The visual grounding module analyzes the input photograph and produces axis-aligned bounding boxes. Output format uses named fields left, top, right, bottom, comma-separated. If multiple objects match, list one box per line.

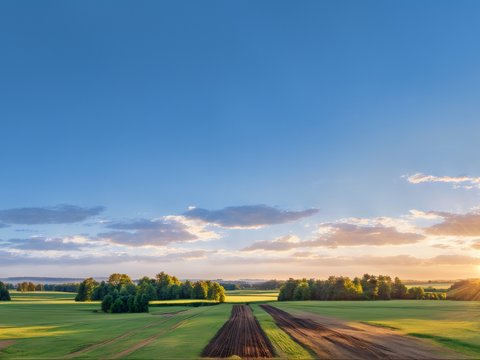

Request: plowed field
left=261, top=304, right=466, bottom=360
left=202, top=305, right=274, bottom=358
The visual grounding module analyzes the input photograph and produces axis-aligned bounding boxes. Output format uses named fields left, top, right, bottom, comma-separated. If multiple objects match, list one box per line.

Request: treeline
left=15, top=282, right=79, bottom=292
left=0, top=282, right=11, bottom=301
left=220, top=279, right=284, bottom=291
left=75, top=272, right=226, bottom=313
left=279, top=274, right=446, bottom=301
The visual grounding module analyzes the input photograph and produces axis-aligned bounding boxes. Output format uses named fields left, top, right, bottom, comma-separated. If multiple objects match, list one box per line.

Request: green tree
left=207, top=282, right=226, bottom=302
left=192, top=281, right=208, bottom=299
left=101, top=294, right=113, bottom=312
left=108, top=273, right=133, bottom=288
left=407, top=286, right=425, bottom=299
left=111, top=298, right=124, bottom=313
left=392, top=277, right=408, bottom=299
left=75, top=278, right=98, bottom=302
left=0, top=282, right=11, bottom=301
left=293, top=281, right=311, bottom=300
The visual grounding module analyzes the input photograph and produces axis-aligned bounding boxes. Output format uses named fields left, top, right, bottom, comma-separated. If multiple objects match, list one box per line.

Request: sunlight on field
left=0, top=326, right=75, bottom=339
left=405, top=283, right=453, bottom=290
left=274, top=300, right=480, bottom=357
left=226, top=290, right=278, bottom=303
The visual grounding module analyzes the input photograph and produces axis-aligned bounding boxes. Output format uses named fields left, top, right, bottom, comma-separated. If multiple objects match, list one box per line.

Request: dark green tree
left=0, top=282, right=11, bottom=301
left=101, top=294, right=113, bottom=312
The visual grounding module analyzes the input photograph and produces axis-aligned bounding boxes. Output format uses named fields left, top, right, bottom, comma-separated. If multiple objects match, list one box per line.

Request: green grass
left=274, top=300, right=480, bottom=357
left=405, top=282, right=453, bottom=289
left=0, top=292, right=232, bottom=359
left=251, top=304, right=312, bottom=359
left=3, top=290, right=479, bottom=359
left=225, top=289, right=279, bottom=303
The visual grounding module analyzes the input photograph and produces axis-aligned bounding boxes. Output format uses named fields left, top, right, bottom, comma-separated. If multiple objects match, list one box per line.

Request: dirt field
left=202, top=305, right=274, bottom=358
left=261, top=305, right=467, bottom=360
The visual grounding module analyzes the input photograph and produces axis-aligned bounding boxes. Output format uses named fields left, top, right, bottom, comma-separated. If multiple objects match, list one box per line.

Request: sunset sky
left=1, top=2, right=480, bottom=280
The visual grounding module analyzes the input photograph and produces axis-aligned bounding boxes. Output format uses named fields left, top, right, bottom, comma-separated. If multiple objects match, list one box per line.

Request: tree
left=0, top=282, right=11, bottom=301
left=75, top=278, right=97, bottom=302
left=407, top=286, right=425, bottom=299
left=111, top=298, right=124, bottom=313
left=392, top=277, right=408, bottom=299
left=192, top=281, right=208, bottom=299
left=180, top=281, right=193, bottom=299
left=293, top=281, right=311, bottom=300
left=207, top=282, right=226, bottom=302
left=92, top=281, right=108, bottom=301
left=278, top=278, right=301, bottom=301
left=101, top=294, right=113, bottom=312
left=108, top=273, right=133, bottom=288
left=377, top=276, right=393, bottom=300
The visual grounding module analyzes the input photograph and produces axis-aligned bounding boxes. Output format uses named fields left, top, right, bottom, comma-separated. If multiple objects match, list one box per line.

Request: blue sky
left=1, top=1, right=480, bottom=279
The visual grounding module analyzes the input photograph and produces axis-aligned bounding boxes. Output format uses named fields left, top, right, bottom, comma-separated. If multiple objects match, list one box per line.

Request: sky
left=1, top=1, right=480, bottom=280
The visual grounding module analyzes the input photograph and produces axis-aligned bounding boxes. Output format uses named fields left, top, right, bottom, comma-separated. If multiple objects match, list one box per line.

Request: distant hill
left=447, top=279, right=480, bottom=301
left=0, top=277, right=106, bottom=284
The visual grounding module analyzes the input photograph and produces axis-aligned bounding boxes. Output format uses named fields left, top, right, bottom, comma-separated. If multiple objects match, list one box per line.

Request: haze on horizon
left=1, top=1, right=480, bottom=281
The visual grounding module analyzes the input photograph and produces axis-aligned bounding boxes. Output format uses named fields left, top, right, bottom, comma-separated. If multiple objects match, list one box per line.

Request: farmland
left=1, top=290, right=479, bottom=359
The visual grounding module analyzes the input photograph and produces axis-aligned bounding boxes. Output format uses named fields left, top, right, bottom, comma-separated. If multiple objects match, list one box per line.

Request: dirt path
left=0, top=340, right=15, bottom=351
left=202, top=304, right=274, bottom=359
left=261, top=305, right=467, bottom=360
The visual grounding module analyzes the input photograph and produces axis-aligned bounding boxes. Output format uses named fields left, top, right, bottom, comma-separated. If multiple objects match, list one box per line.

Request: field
left=273, top=300, right=480, bottom=357
left=1, top=290, right=479, bottom=359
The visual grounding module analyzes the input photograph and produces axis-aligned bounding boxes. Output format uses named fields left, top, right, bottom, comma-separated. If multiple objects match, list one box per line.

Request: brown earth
left=261, top=305, right=468, bottom=360
left=202, top=304, right=274, bottom=359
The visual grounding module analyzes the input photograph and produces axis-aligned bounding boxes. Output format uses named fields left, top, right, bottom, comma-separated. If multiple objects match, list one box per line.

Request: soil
left=202, top=305, right=274, bottom=359
left=261, top=305, right=467, bottom=360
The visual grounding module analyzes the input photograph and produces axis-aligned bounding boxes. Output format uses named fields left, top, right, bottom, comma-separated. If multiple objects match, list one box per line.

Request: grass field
left=2, top=290, right=479, bottom=359
left=0, top=291, right=232, bottom=359
left=274, top=300, right=480, bottom=357
left=405, top=282, right=453, bottom=290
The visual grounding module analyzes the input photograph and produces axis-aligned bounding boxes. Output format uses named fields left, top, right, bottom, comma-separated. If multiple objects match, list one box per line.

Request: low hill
left=447, top=279, right=480, bottom=301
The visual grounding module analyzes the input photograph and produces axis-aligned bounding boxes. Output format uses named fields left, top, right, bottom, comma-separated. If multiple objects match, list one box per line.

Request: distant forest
left=75, top=272, right=226, bottom=313
left=278, top=274, right=446, bottom=301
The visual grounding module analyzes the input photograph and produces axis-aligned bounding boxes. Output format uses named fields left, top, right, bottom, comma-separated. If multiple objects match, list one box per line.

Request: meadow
left=1, top=290, right=479, bottom=359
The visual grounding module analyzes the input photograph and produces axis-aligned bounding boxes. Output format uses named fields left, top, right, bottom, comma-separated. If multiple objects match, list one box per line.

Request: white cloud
left=404, top=173, right=480, bottom=189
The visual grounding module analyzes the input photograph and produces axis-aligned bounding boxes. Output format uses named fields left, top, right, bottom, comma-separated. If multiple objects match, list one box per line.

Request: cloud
left=218, top=253, right=480, bottom=267
left=242, top=224, right=424, bottom=251
left=0, top=205, right=105, bottom=225
left=0, top=249, right=210, bottom=266
left=4, top=237, right=84, bottom=251
left=183, top=205, right=319, bottom=228
left=100, top=217, right=217, bottom=247
left=471, top=240, right=480, bottom=250
left=311, top=223, right=425, bottom=248
left=242, top=235, right=300, bottom=251
left=405, top=173, right=480, bottom=189
left=0, top=223, right=9, bottom=228
left=425, top=211, right=480, bottom=236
